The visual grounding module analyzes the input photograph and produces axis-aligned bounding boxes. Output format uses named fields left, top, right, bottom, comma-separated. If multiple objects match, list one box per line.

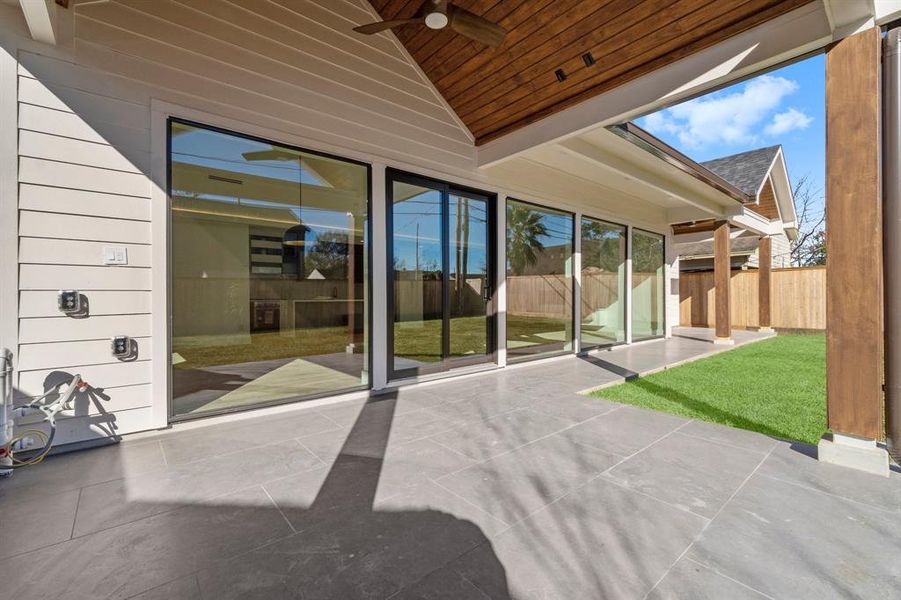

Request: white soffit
left=499, top=126, right=741, bottom=219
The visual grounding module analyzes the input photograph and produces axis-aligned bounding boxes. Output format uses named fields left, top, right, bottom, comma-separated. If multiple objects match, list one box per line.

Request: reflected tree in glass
left=505, top=199, right=573, bottom=362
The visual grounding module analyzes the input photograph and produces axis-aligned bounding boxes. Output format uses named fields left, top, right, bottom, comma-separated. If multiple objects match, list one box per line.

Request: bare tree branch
left=790, top=174, right=826, bottom=266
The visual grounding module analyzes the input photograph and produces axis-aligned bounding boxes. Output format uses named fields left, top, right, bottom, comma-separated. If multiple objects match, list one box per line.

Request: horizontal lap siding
left=16, top=64, right=155, bottom=442
left=8, top=0, right=472, bottom=444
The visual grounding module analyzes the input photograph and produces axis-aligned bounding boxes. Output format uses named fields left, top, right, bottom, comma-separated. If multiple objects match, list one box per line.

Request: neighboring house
left=674, top=146, right=798, bottom=273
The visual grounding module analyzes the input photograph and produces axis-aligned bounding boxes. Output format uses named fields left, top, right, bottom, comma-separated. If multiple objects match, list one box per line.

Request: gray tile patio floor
left=1, top=328, right=899, bottom=599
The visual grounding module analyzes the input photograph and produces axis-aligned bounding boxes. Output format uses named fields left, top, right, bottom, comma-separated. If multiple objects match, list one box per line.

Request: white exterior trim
left=371, top=162, right=388, bottom=390
left=0, top=44, right=17, bottom=359
left=149, top=101, right=168, bottom=430
left=18, top=0, right=56, bottom=46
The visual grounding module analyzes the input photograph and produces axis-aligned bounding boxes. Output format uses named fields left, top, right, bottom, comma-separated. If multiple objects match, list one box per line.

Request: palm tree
left=506, top=203, right=548, bottom=275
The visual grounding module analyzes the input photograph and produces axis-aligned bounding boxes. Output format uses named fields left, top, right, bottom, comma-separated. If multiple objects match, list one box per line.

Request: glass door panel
left=631, top=229, right=665, bottom=340
left=505, top=199, right=574, bottom=362
left=449, top=193, right=490, bottom=361
left=581, top=217, right=626, bottom=349
left=391, top=181, right=444, bottom=373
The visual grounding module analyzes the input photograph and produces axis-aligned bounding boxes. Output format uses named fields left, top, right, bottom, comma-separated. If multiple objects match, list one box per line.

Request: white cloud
left=764, top=108, right=813, bottom=136
left=639, top=75, right=812, bottom=148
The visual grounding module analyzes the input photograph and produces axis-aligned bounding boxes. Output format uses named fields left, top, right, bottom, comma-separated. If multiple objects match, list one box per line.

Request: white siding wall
left=1, top=0, right=477, bottom=444
left=14, top=49, right=154, bottom=443
left=772, top=232, right=792, bottom=268
left=0, top=0, right=675, bottom=444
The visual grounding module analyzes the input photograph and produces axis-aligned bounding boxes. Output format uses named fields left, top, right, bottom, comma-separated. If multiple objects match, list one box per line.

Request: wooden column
left=758, top=236, right=773, bottom=331
left=825, top=27, right=883, bottom=440
left=713, top=220, right=732, bottom=342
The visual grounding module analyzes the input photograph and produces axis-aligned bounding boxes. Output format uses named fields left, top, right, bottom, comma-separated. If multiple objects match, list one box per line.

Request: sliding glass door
left=505, top=199, right=574, bottom=362
left=388, top=171, right=495, bottom=378
left=631, top=229, right=665, bottom=340
left=581, top=217, right=626, bottom=348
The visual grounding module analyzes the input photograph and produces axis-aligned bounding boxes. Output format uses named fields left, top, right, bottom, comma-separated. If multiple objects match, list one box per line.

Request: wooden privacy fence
left=506, top=272, right=656, bottom=319
left=679, top=266, right=826, bottom=330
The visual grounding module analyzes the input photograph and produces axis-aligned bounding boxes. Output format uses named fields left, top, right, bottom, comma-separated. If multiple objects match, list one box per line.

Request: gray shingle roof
left=700, top=146, right=780, bottom=196
left=675, top=236, right=760, bottom=258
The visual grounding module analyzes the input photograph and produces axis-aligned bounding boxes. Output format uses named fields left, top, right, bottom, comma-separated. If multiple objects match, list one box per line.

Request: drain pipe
left=883, top=29, right=901, bottom=462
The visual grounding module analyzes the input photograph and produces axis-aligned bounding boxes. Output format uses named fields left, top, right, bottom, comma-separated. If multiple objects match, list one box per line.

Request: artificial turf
left=592, top=334, right=828, bottom=445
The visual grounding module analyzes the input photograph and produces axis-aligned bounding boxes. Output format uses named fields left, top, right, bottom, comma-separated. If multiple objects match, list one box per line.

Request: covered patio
left=2, top=329, right=898, bottom=600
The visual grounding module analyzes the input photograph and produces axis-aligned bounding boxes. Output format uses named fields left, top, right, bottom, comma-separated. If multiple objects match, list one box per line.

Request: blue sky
left=637, top=54, right=825, bottom=211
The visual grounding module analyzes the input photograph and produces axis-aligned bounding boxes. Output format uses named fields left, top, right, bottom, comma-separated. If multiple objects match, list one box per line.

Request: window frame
left=504, top=196, right=577, bottom=364
left=629, top=226, right=667, bottom=342
left=166, top=117, right=373, bottom=421
left=579, top=214, right=629, bottom=351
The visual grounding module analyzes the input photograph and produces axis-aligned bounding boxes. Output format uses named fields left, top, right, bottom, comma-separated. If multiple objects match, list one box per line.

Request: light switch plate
left=102, top=245, right=128, bottom=265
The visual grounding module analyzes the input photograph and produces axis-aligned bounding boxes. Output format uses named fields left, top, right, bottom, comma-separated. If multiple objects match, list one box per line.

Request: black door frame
left=386, top=168, right=497, bottom=380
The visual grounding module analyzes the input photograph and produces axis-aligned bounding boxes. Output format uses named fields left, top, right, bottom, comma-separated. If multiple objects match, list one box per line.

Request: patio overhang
left=472, top=0, right=901, bottom=168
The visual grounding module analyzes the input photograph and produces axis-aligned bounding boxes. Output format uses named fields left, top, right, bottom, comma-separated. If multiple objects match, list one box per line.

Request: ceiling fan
left=354, top=0, right=506, bottom=48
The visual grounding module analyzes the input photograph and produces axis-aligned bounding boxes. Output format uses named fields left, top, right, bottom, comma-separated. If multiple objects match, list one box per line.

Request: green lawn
left=177, top=314, right=570, bottom=369
left=593, top=335, right=827, bottom=445
left=174, top=327, right=353, bottom=369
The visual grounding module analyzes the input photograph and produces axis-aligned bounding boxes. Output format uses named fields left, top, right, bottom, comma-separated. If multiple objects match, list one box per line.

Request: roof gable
left=700, top=145, right=780, bottom=196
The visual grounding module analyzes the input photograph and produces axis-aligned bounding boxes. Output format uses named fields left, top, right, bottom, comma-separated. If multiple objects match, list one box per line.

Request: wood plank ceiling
left=369, top=0, right=813, bottom=145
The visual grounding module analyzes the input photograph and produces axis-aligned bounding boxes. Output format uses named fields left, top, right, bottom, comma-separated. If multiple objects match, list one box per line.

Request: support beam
left=758, top=237, right=773, bottom=333
left=19, top=0, right=57, bottom=45
left=713, top=221, right=733, bottom=344
left=821, top=26, right=888, bottom=476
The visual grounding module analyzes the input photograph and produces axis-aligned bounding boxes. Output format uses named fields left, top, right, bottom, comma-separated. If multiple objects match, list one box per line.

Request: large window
left=169, top=120, right=369, bottom=418
left=631, top=229, right=665, bottom=341
left=505, top=199, right=574, bottom=362
left=581, top=217, right=626, bottom=348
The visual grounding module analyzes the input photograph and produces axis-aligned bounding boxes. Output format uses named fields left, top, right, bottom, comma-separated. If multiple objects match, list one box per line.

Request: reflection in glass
left=505, top=199, right=573, bottom=362
left=391, top=182, right=444, bottom=371
left=631, top=229, right=665, bottom=340
left=449, top=194, right=489, bottom=359
left=581, top=218, right=626, bottom=348
left=169, top=120, right=368, bottom=417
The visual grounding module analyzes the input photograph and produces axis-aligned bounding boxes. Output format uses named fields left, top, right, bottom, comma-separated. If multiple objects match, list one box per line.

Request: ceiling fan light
left=425, top=12, right=448, bottom=29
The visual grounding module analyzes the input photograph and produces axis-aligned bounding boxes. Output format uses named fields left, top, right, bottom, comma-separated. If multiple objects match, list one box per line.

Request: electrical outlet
left=58, top=290, right=82, bottom=314
left=111, top=336, right=131, bottom=358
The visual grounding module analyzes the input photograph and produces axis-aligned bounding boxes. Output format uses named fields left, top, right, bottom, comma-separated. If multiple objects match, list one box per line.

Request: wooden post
left=824, top=27, right=884, bottom=443
left=713, top=220, right=732, bottom=343
left=758, top=236, right=773, bottom=332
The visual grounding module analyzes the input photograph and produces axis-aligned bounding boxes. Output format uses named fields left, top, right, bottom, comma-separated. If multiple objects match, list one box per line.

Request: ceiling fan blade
left=353, top=18, right=422, bottom=35
left=448, top=5, right=505, bottom=47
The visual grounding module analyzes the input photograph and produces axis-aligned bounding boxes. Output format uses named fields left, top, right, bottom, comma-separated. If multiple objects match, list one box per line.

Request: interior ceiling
left=370, top=0, right=813, bottom=145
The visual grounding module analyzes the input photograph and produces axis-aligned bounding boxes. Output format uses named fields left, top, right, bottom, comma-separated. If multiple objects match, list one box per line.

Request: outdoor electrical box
left=111, top=336, right=131, bottom=358
left=58, top=290, right=82, bottom=314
